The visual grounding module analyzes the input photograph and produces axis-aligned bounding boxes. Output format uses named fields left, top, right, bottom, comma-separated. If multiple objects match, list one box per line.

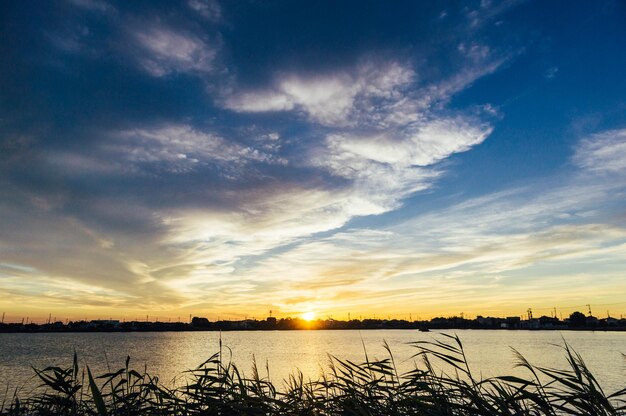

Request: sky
left=1, top=0, right=626, bottom=323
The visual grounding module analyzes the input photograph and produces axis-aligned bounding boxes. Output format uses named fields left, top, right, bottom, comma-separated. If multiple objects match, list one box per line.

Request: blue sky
left=1, top=0, right=625, bottom=321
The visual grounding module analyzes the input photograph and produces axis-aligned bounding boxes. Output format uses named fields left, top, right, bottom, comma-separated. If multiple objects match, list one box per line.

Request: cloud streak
left=573, top=129, right=626, bottom=174
left=130, top=26, right=218, bottom=77
left=223, top=61, right=416, bottom=127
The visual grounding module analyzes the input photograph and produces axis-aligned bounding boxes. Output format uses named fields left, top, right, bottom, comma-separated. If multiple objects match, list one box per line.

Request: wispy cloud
left=112, top=125, right=285, bottom=172
left=66, top=0, right=114, bottom=14
left=187, top=0, right=221, bottom=22
left=464, top=0, right=524, bottom=29
left=44, top=124, right=287, bottom=179
left=312, top=117, right=491, bottom=215
left=223, top=61, right=416, bottom=127
left=573, top=129, right=626, bottom=174
left=130, top=26, right=217, bottom=77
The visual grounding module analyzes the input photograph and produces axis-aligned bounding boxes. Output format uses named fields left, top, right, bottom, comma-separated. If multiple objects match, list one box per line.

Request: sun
left=302, top=311, right=316, bottom=321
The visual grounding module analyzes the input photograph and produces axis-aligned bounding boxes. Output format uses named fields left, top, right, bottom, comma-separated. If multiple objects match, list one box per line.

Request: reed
left=2, top=333, right=624, bottom=415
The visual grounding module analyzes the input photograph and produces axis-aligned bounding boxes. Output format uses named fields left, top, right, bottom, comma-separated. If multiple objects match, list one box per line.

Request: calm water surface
left=1, top=330, right=625, bottom=393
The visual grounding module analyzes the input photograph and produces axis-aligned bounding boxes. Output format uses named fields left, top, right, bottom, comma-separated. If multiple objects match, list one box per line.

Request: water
left=1, top=330, right=625, bottom=393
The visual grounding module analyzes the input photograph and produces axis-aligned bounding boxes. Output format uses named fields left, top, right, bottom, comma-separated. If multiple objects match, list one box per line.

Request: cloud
left=40, top=3, right=221, bottom=77
left=44, top=124, right=287, bottom=178
left=544, top=66, right=558, bottom=79
left=465, top=0, right=523, bottom=29
left=187, top=0, right=221, bottom=21
left=66, top=0, right=113, bottom=13
left=324, top=118, right=491, bottom=168
left=573, top=129, right=626, bottom=174
left=309, top=117, right=490, bottom=216
left=223, top=61, right=416, bottom=127
left=0, top=195, right=183, bottom=309
left=130, top=26, right=217, bottom=77
left=111, top=125, right=286, bottom=172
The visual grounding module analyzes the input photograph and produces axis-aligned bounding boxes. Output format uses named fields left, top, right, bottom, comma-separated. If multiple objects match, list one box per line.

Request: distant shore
left=2, top=312, right=625, bottom=333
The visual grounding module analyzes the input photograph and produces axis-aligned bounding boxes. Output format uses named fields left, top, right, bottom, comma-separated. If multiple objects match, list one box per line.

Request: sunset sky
left=1, top=0, right=626, bottom=322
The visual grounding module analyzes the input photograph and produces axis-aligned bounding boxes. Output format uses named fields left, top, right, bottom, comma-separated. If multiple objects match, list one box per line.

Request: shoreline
left=2, top=327, right=625, bottom=334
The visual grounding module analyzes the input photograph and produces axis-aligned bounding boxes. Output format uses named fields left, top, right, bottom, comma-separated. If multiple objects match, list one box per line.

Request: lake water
left=1, top=330, right=625, bottom=394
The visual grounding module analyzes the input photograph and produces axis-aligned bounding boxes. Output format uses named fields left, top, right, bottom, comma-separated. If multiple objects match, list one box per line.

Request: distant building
left=538, top=316, right=560, bottom=329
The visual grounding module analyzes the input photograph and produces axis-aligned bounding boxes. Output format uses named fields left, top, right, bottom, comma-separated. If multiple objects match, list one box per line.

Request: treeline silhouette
left=1, top=311, right=624, bottom=333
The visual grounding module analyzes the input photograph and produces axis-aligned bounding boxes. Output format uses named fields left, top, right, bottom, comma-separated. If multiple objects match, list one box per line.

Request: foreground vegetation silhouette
left=2, top=334, right=625, bottom=415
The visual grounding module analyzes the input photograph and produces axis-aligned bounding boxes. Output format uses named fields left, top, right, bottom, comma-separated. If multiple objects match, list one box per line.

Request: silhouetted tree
left=569, top=311, right=586, bottom=327
left=191, top=317, right=210, bottom=327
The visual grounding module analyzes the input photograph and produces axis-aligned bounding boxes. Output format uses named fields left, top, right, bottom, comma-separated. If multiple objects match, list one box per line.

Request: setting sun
left=302, top=311, right=316, bottom=321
